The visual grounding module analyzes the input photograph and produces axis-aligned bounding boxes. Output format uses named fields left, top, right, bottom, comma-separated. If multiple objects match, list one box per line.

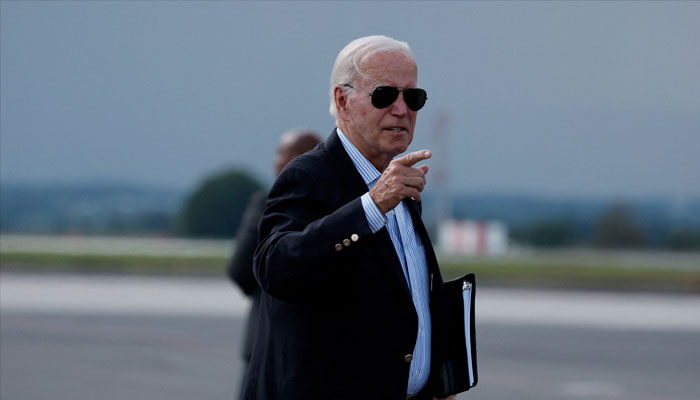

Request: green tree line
left=512, top=202, right=700, bottom=250
left=177, top=168, right=263, bottom=238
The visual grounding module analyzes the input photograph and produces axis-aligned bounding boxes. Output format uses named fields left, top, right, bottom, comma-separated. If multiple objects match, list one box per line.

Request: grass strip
left=439, top=260, right=700, bottom=293
left=1, top=252, right=227, bottom=276
left=3, top=251, right=699, bottom=293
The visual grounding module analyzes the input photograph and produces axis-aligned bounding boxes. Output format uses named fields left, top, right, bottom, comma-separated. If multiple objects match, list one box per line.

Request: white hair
left=329, top=35, right=414, bottom=117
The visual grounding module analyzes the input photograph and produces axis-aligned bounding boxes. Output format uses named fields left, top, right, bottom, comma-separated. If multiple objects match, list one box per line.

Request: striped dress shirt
left=336, top=128, right=432, bottom=395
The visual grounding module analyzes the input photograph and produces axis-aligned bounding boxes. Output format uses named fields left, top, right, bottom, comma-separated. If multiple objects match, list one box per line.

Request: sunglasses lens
left=370, top=86, right=400, bottom=109
left=370, top=86, right=427, bottom=111
left=404, top=89, right=427, bottom=111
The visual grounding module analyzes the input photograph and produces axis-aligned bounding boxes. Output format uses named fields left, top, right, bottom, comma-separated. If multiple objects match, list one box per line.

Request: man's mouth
left=385, top=127, right=406, bottom=132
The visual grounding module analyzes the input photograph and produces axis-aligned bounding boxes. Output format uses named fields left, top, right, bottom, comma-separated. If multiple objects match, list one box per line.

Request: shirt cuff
left=361, top=192, right=388, bottom=234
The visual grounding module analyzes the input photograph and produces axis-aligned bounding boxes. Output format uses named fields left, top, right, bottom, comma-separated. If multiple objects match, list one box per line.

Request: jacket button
left=351, top=233, right=359, bottom=242
left=404, top=354, right=413, bottom=363
left=334, top=243, right=343, bottom=251
left=343, top=239, right=351, bottom=247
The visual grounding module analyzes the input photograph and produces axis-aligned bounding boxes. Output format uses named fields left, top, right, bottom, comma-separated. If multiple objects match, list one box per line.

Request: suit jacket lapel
left=373, top=227, right=412, bottom=296
left=405, top=199, right=440, bottom=275
left=324, top=129, right=370, bottom=202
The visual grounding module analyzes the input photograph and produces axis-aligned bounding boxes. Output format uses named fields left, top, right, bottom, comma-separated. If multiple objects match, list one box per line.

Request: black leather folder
left=436, top=273, right=478, bottom=397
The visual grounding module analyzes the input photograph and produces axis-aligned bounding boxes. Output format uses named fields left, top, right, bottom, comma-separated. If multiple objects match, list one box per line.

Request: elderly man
left=242, top=36, right=454, bottom=400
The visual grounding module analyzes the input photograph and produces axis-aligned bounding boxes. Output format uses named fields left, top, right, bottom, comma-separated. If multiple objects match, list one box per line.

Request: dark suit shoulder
left=268, top=139, right=346, bottom=204
left=227, top=190, right=267, bottom=294
left=280, top=141, right=332, bottom=179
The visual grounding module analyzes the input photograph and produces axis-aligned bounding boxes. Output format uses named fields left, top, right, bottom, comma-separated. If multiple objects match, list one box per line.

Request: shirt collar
left=336, top=128, right=381, bottom=187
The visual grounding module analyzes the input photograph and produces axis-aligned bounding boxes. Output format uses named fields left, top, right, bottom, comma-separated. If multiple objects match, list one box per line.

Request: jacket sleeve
left=226, top=191, right=266, bottom=296
left=253, top=164, right=372, bottom=302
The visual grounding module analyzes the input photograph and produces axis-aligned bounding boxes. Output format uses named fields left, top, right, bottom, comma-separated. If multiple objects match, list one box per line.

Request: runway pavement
left=3, top=272, right=700, bottom=331
left=2, top=272, right=700, bottom=400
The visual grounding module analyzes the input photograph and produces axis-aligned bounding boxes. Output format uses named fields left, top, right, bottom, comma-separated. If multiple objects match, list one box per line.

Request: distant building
left=438, top=219, right=508, bottom=256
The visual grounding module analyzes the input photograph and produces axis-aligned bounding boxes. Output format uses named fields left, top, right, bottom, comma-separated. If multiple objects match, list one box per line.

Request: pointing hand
left=369, top=150, right=431, bottom=214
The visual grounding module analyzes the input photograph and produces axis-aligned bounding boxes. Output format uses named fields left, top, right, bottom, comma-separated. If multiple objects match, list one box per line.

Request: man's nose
left=389, top=93, right=409, bottom=116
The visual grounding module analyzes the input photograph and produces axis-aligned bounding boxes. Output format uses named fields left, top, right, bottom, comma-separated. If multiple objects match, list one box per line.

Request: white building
left=438, top=219, right=508, bottom=256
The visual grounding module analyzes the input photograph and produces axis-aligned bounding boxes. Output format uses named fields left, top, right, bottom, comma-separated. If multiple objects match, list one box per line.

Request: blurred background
left=1, top=2, right=699, bottom=400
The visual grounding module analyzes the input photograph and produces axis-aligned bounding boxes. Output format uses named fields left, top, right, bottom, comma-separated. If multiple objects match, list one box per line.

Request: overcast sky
left=2, top=1, right=699, bottom=201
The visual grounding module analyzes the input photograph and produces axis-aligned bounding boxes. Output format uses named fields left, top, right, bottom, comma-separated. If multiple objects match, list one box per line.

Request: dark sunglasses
left=345, top=85, right=428, bottom=111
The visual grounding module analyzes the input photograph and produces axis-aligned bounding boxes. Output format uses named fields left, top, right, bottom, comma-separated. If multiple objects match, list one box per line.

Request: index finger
left=395, top=150, right=432, bottom=167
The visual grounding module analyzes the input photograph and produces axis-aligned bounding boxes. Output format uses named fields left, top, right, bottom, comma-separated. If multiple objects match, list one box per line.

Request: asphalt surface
left=2, top=273, right=700, bottom=400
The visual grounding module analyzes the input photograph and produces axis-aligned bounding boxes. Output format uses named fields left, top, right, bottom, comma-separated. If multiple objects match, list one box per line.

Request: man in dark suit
left=227, top=129, right=321, bottom=399
left=242, top=35, right=454, bottom=400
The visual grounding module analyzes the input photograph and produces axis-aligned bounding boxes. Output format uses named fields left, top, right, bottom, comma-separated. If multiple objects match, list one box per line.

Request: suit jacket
left=242, top=130, right=449, bottom=400
left=227, top=190, right=267, bottom=361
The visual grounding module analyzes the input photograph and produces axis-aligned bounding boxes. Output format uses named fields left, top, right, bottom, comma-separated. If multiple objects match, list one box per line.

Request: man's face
left=339, top=51, right=419, bottom=170
left=274, top=136, right=295, bottom=176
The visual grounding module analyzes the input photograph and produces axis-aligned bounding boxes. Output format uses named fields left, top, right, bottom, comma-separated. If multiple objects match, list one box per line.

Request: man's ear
left=333, top=86, right=348, bottom=115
